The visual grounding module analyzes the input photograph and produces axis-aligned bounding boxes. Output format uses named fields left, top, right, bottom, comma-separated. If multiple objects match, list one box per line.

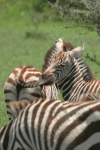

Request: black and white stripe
left=0, top=98, right=100, bottom=150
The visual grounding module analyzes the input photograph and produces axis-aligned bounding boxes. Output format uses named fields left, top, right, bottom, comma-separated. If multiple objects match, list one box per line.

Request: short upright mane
left=42, top=46, right=55, bottom=72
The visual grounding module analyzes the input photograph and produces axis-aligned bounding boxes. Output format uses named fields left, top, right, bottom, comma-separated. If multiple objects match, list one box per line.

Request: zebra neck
left=57, top=58, right=82, bottom=85
left=57, top=58, right=94, bottom=101
left=57, top=61, right=81, bottom=100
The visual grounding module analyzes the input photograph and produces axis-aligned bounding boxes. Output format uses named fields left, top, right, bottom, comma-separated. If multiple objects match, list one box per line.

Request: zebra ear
left=55, top=38, right=63, bottom=51
left=69, top=43, right=85, bottom=58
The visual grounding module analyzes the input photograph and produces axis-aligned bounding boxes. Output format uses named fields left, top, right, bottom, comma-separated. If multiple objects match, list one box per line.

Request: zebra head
left=34, top=43, right=85, bottom=87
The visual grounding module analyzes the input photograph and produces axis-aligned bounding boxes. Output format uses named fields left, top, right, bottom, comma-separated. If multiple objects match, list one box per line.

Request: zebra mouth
left=33, top=74, right=54, bottom=87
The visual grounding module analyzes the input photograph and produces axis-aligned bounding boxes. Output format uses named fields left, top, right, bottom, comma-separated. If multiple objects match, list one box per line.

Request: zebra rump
left=0, top=98, right=100, bottom=150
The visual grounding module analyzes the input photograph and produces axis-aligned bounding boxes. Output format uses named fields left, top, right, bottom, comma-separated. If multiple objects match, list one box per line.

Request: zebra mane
left=42, top=46, right=56, bottom=72
left=42, top=42, right=75, bottom=72
left=76, top=57, right=93, bottom=82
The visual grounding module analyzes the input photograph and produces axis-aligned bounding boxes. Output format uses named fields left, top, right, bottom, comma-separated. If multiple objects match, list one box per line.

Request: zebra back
left=1, top=97, right=100, bottom=150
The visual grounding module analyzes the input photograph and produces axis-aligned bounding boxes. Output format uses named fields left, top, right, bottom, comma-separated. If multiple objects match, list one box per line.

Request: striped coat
left=4, top=65, right=58, bottom=120
left=0, top=98, right=100, bottom=150
left=31, top=41, right=100, bottom=101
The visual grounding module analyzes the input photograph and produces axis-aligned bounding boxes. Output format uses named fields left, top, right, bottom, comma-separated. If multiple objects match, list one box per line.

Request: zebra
left=4, top=38, right=74, bottom=120
left=0, top=97, right=100, bottom=150
left=4, top=65, right=58, bottom=120
left=26, top=39, right=100, bottom=101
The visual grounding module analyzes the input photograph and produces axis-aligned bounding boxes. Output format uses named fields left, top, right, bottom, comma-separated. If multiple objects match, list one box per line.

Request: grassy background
left=0, top=0, right=100, bottom=128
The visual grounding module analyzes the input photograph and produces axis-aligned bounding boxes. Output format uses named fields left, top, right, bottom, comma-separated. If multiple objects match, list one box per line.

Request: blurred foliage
left=32, top=0, right=46, bottom=12
left=1, top=0, right=100, bottom=47
left=47, top=0, right=100, bottom=66
left=48, top=0, right=100, bottom=36
left=0, top=0, right=100, bottom=65
left=28, top=7, right=60, bottom=31
left=0, top=0, right=61, bottom=30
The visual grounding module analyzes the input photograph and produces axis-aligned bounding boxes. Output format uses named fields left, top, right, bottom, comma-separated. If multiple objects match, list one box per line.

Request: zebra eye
left=60, top=64, right=65, bottom=67
left=57, top=64, right=65, bottom=68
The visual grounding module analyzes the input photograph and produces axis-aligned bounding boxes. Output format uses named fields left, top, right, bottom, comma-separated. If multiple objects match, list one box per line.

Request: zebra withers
left=31, top=40, right=100, bottom=101
left=4, top=65, right=58, bottom=120
left=1, top=97, right=100, bottom=150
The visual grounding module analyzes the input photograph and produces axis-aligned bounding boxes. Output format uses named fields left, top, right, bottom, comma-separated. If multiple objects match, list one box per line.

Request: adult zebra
left=28, top=40, right=100, bottom=101
left=4, top=38, right=74, bottom=120
left=0, top=97, right=100, bottom=150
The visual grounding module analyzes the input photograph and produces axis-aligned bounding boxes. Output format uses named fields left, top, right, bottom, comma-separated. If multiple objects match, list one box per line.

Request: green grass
left=0, top=2, right=100, bottom=128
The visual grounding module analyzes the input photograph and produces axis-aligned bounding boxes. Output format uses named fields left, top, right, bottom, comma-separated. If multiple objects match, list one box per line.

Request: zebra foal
left=31, top=39, right=100, bottom=101
left=0, top=98, right=100, bottom=150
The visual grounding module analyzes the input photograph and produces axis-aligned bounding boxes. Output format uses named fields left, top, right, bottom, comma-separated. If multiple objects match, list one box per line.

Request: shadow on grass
left=25, top=30, right=47, bottom=39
